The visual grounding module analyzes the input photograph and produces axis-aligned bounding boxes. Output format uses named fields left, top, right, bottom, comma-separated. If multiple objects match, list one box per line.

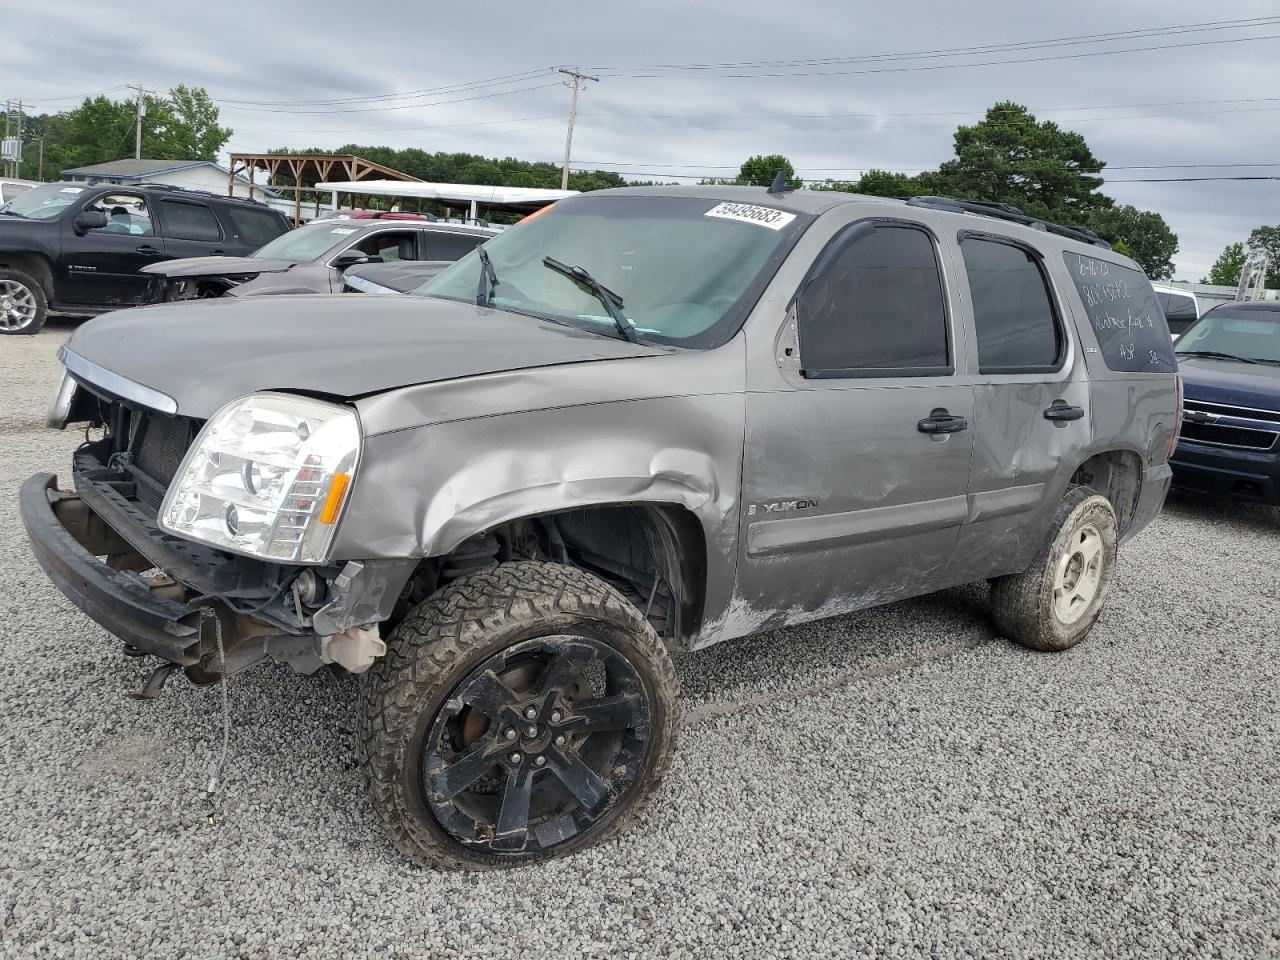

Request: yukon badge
left=748, top=498, right=820, bottom=516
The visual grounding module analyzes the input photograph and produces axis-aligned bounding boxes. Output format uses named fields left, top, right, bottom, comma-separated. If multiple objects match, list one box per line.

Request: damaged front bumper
left=20, top=467, right=413, bottom=679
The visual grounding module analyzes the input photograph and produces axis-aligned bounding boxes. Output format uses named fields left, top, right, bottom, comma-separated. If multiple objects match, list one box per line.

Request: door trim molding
left=746, top=494, right=968, bottom=557
left=965, top=483, right=1045, bottom=523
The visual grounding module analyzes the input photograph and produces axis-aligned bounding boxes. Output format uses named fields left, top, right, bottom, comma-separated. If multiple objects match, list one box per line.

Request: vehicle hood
left=345, top=260, right=447, bottom=294
left=140, top=256, right=295, bottom=278
left=1178, top=355, right=1280, bottom=411
left=65, top=294, right=668, bottom=418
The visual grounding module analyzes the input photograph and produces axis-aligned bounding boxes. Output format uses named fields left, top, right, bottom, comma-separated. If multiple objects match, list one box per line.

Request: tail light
left=1165, top=373, right=1183, bottom=462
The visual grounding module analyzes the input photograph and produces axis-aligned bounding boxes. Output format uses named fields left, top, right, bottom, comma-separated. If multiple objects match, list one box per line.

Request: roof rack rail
left=905, top=195, right=1112, bottom=250
left=134, top=183, right=271, bottom=208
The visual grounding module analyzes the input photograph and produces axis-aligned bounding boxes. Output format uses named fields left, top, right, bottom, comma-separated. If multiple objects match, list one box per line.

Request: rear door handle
left=136, top=244, right=160, bottom=254
left=917, top=411, right=969, bottom=434
left=1044, top=402, right=1085, bottom=422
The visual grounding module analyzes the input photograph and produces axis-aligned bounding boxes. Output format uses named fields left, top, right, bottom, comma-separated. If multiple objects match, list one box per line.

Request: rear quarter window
left=224, top=205, right=289, bottom=247
left=1062, top=252, right=1176, bottom=373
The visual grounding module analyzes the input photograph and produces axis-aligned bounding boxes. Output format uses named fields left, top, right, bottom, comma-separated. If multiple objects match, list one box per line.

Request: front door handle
left=917, top=411, right=969, bottom=434
left=1044, top=401, right=1085, bottom=422
left=136, top=243, right=160, bottom=254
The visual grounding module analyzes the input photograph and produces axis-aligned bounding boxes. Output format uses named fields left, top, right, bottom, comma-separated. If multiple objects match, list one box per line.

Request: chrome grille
left=1182, top=399, right=1280, bottom=424
left=1179, top=419, right=1278, bottom=451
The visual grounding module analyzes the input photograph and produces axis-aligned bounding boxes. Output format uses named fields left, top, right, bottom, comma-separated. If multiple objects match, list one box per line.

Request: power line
left=211, top=69, right=556, bottom=107
left=584, top=16, right=1280, bottom=73
left=229, top=114, right=565, bottom=136
left=216, top=80, right=562, bottom=115
left=577, top=95, right=1280, bottom=124
left=221, top=96, right=1280, bottom=143
left=591, top=31, right=1280, bottom=80
left=19, top=83, right=133, bottom=105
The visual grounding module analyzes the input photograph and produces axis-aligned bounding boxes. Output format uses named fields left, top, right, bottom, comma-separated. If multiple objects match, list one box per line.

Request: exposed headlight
left=158, top=393, right=361, bottom=563
left=47, top=369, right=77, bottom=430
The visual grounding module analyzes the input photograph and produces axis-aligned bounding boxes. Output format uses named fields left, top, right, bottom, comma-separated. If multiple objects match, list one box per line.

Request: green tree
left=1247, top=225, right=1280, bottom=286
left=1201, top=242, right=1247, bottom=285
left=150, top=85, right=232, bottom=160
left=15, top=87, right=230, bottom=180
left=1086, top=204, right=1178, bottom=279
left=736, top=154, right=801, bottom=189
left=931, top=101, right=1108, bottom=224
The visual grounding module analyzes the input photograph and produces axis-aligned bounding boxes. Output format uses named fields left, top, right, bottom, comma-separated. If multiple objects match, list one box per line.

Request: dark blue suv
left=1171, top=301, right=1280, bottom=506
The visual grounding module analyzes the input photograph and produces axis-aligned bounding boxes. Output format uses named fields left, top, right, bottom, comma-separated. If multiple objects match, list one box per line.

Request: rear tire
left=357, top=561, right=681, bottom=870
left=0, top=269, right=48, bottom=335
left=990, top=487, right=1119, bottom=652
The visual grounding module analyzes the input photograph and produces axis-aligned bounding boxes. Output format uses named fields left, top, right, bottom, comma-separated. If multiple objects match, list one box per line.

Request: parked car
left=1152, top=282, right=1200, bottom=339
left=23, top=187, right=1178, bottom=869
left=342, top=259, right=451, bottom=294
left=142, top=219, right=499, bottom=301
left=1170, top=300, right=1280, bottom=507
left=0, top=181, right=291, bottom=334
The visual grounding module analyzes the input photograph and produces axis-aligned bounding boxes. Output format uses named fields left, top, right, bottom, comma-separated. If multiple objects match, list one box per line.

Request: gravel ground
left=2, top=323, right=1278, bottom=959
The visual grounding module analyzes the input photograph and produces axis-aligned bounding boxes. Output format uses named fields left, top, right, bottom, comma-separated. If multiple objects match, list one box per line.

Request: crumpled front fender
left=333, top=393, right=746, bottom=646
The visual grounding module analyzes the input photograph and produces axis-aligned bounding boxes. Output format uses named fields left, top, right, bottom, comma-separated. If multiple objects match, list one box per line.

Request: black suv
left=0, top=181, right=291, bottom=334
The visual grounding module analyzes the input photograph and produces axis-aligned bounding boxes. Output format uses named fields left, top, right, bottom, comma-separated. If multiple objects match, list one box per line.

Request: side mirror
left=331, top=250, right=372, bottom=270
left=73, top=210, right=109, bottom=234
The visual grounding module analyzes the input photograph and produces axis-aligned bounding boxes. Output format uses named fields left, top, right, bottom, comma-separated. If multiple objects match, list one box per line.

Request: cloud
left=6, top=0, right=1279, bottom=278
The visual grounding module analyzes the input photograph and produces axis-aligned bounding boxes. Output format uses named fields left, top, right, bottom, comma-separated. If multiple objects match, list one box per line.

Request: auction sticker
left=704, top=202, right=796, bottom=230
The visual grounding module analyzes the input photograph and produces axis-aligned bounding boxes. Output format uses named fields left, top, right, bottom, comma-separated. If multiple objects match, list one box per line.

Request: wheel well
left=391, top=504, right=708, bottom=647
left=0, top=252, right=54, bottom=300
left=1070, top=450, right=1143, bottom=534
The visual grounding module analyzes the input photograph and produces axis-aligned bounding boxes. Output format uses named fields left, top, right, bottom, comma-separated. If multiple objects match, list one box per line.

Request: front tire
left=990, top=487, right=1119, bottom=652
left=0, top=269, right=48, bottom=335
left=357, top=561, right=681, bottom=869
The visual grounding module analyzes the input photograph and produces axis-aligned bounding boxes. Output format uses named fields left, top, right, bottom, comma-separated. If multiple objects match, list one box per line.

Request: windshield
left=252, top=221, right=360, bottom=261
left=1175, top=307, right=1280, bottom=364
left=416, top=195, right=810, bottom=347
left=0, top=182, right=87, bottom=220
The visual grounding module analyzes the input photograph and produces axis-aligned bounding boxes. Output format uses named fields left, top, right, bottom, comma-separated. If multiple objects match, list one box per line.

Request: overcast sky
left=6, top=0, right=1279, bottom=279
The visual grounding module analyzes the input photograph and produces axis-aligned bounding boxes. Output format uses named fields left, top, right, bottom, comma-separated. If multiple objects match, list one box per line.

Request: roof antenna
left=767, top=169, right=790, bottom=194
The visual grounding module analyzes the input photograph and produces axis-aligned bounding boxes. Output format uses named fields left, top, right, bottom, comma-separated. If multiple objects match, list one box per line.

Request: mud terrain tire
left=358, top=561, right=681, bottom=869
left=990, top=487, right=1119, bottom=652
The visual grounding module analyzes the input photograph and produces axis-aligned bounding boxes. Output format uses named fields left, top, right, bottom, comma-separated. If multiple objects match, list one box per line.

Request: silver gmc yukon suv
left=23, top=185, right=1180, bottom=869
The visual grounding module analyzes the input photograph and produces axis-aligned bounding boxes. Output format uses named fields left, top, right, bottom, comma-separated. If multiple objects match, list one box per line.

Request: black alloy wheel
left=423, top=635, right=650, bottom=855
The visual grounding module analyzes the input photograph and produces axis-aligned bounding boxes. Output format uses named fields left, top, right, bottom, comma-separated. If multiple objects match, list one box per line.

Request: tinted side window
left=1062, top=253, right=1176, bottom=372
left=1158, top=290, right=1198, bottom=322
left=225, top=206, right=288, bottom=247
left=160, top=200, right=222, bottom=242
left=798, top=224, right=949, bottom=376
left=961, top=237, right=1062, bottom=372
left=429, top=232, right=484, bottom=261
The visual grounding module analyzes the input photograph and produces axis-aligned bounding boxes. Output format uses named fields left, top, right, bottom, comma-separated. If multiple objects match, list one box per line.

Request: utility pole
left=133, top=84, right=146, bottom=160
left=558, top=67, right=598, bottom=190
left=36, top=137, right=44, bottom=181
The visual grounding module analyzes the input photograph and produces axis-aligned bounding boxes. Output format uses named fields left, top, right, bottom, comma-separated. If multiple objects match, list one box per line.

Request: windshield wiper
left=475, top=246, right=498, bottom=307
left=541, top=256, right=640, bottom=343
left=1177, top=350, right=1259, bottom=365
